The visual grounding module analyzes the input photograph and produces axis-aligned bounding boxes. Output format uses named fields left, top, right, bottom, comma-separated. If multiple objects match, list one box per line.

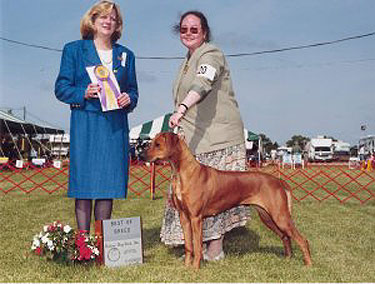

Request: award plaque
left=95, top=217, right=143, bottom=267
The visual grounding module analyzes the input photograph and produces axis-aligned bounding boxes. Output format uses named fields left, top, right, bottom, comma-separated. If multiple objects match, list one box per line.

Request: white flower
left=47, top=240, right=55, bottom=251
left=63, top=225, right=72, bottom=233
left=41, top=233, right=50, bottom=244
left=31, top=239, right=40, bottom=250
left=93, top=248, right=100, bottom=255
left=43, top=225, right=49, bottom=232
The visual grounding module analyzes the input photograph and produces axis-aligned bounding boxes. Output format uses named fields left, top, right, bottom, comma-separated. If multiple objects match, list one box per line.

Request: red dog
left=145, top=132, right=312, bottom=269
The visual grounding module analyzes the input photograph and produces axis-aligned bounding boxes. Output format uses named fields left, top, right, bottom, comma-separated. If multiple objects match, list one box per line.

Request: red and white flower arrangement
left=31, top=221, right=99, bottom=264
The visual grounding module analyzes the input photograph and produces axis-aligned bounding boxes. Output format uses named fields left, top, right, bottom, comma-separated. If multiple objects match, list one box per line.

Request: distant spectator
left=370, top=152, right=375, bottom=168
left=359, top=146, right=365, bottom=161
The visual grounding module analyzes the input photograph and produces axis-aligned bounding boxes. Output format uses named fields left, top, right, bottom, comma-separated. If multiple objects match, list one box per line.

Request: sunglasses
left=180, top=27, right=200, bottom=35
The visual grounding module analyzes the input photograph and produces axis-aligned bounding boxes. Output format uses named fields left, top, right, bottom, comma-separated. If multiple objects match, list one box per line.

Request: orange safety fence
left=1, top=160, right=374, bottom=204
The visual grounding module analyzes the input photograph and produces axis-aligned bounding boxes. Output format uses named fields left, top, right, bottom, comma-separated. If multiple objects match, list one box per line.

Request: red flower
left=75, top=234, right=86, bottom=247
left=79, top=245, right=92, bottom=261
left=35, top=247, right=42, bottom=256
left=75, top=233, right=94, bottom=261
left=48, top=225, right=56, bottom=232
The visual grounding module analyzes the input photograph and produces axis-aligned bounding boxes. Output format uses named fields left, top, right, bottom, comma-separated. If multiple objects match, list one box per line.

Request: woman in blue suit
left=55, top=0, right=138, bottom=235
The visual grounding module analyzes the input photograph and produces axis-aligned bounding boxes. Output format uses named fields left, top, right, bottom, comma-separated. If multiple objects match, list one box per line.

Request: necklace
left=98, top=49, right=113, bottom=65
left=101, top=57, right=112, bottom=65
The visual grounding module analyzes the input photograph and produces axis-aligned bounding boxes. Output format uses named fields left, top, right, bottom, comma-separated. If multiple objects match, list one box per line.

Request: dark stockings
left=75, top=199, right=113, bottom=232
left=94, top=199, right=113, bottom=221
left=75, top=199, right=92, bottom=232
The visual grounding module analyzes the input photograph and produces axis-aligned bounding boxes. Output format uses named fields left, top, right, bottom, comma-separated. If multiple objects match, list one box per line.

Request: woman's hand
left=169, top=112, right=184, bottom=128
left=84, top=83, right=101, bottom=99
left=117, top=93, right=131, bottom=108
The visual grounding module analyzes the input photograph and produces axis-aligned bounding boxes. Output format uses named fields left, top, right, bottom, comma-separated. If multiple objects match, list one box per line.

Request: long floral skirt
left=160, top=143, right=250, bottom=245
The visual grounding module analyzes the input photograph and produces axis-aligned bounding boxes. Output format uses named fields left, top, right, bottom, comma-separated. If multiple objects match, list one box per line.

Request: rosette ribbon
left=94, top=65, right=120, bottom=111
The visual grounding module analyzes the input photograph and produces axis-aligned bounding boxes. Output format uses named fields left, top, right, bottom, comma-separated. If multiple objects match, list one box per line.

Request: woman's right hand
left=84, top=83, right=101, bottom=99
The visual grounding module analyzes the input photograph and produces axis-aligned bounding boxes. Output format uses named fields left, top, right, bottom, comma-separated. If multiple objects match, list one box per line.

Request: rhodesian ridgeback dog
left=145, top=132, right=312, bottom=269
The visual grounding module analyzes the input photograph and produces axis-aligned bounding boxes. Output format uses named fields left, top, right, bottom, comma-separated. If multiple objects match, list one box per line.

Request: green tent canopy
left=130, top=113, right=259, bottom=145
left=246, top=130, right=259, bottom=141
left=130, top=113, right=173, bottom=140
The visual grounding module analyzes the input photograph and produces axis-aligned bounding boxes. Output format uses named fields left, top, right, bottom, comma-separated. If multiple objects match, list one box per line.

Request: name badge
left=121, top=52, right=127, bottom=67
left=197, top=64, right=216, bottom=81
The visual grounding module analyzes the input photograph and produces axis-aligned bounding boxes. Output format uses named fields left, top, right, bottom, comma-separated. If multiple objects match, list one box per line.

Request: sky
left=1, top=0, right=374, bottom=146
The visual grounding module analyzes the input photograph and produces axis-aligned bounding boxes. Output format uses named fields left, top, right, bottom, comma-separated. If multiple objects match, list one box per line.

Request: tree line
left=260, top=134, right=310, bottom=154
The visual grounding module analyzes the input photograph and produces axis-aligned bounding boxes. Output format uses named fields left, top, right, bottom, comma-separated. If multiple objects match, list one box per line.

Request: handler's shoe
left=203, top=250, right=225, bottom=261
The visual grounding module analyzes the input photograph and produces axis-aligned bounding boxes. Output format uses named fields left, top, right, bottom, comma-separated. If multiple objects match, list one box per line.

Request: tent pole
left=32, top=123, right=53, bottom=158
left=45, top=128, right=56, bottom=158
left=20, top=123, right=36, bottom=158
left=4, top=120, right=23, bottom=160
left=258, top=136, right=262, bottom=167
left=0, top=142, right=5, bottom=156
left=42, top=125, right=56, bottom=159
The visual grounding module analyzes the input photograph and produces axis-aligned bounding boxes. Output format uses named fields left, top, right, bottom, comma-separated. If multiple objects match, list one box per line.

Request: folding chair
left=282, top=153, right=293, bottom=169
left=292, top=153, right=304, bottom=169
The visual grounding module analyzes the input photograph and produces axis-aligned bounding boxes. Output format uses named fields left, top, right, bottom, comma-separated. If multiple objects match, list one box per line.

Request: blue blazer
left=55, top=39, right=138, bottom=113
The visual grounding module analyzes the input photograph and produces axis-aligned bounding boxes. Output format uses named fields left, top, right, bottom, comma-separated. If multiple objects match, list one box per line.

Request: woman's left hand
left=169, top=112, right=184, bottom=128
left=117, top=93, right=131, bottom=108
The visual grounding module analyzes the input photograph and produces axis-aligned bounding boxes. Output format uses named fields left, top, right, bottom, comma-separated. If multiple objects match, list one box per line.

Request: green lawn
left=0, top=189, right=374, bottom=283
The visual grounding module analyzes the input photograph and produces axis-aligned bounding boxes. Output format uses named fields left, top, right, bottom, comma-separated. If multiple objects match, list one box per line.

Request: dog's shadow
left=142, top=226, right=163, bottom=250
left=144, top=226, right=285, bottom=260
left=224, top=227, right=285, bottom=258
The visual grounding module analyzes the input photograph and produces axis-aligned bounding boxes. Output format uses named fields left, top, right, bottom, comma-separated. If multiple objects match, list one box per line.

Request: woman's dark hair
left=173, top=10, right=211, bottom=42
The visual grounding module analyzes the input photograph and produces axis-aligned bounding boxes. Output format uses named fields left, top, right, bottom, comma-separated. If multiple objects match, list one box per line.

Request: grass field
left=0, top=187, right=374, bottom=283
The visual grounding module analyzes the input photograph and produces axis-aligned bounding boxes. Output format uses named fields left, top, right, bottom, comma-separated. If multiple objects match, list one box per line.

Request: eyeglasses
left=180, top=27, right=200, bottom=35
left=98, top=15, right=117, bottom=23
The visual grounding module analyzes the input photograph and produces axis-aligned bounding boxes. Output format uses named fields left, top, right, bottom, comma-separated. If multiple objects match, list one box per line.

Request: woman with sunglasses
left=161, top=11, right=250, bottom=261
left=55, top=1, right=138, bottom=237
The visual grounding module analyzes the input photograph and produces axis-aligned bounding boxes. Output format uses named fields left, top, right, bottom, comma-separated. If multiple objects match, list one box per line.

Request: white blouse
left=97, top=49, right=113, bottom=71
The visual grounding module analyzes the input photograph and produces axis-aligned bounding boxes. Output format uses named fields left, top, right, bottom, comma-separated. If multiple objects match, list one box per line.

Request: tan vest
left=173, top=43, right=245, bottom=154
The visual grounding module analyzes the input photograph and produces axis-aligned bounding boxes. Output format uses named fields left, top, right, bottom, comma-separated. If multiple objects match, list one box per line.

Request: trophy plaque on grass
left=95, top=217, right=143, bottom=267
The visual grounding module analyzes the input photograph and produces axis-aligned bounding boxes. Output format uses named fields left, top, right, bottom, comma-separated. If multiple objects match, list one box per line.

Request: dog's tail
left=280, top=179, right=292, bottom=215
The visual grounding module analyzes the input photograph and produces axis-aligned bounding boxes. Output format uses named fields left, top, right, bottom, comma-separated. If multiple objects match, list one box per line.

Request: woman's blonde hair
left=80, top=0, right=123, bottom=42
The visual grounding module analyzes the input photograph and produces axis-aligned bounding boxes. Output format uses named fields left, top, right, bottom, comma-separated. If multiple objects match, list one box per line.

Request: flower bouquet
left=31, top=221, right=99, bottom=264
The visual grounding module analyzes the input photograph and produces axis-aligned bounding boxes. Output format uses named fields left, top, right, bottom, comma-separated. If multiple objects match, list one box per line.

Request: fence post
left=150, top=162, right=156, bottom=200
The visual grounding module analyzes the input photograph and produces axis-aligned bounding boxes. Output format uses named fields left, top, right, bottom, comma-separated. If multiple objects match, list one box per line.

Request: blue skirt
left=68, top=110, right=129, bottom=199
